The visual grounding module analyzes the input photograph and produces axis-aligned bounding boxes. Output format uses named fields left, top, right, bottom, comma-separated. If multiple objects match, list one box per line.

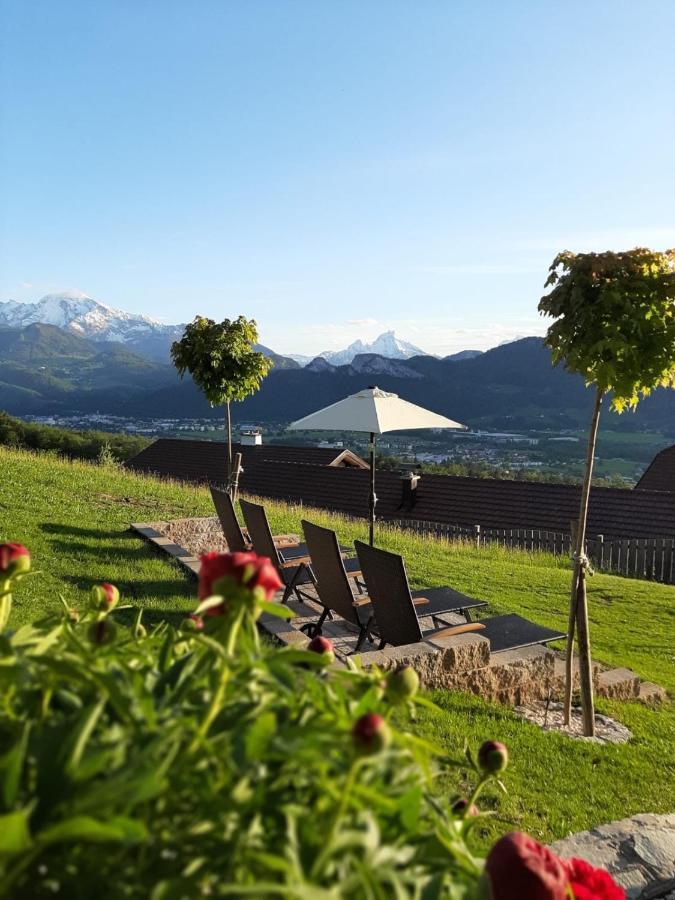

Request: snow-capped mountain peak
left=0, top=292, right=184, bottom=361
left=317, top=330, right=428, bottom=367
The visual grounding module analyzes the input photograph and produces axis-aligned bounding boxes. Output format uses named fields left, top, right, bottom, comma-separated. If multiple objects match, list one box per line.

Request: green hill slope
left=1, top=445, right=673, bottom=848
left=0, top=323, right=173, bottom=412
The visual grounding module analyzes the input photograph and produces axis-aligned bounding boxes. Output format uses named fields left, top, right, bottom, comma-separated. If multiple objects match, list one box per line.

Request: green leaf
left=0, top=809, right=31, bottom=854
left=65, top=697, right=107, bottom=777
left=244, top=711, right=277, bottom=760
left=257, top=600, right=295, bottom=619
left=0, top=722, right=30, bottom=810
left=37, top=815, right=147, bottom=846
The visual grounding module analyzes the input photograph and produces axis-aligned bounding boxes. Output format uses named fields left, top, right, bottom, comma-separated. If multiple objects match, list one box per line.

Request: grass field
left=1, top=445, right=673, bottom=848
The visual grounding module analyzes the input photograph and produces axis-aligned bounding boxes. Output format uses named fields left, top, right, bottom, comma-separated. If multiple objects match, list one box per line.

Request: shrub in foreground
left=0, top=544, right=624, bottom=898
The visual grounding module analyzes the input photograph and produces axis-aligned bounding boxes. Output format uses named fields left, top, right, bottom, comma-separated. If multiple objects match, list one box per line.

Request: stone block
left=441, top=646, right=555, bottom=705
left=355, top=642, right=442, bottom=684
left=597, top=668, right=640, bottom=700
left=426, top=633, right=490, bottom=672
left=353, top=648, right=393, bottom=669
left=638, top=681, right=667, bottom=704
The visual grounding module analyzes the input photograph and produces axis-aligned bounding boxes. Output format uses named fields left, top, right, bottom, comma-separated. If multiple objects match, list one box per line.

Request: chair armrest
left=412, top=597, right=429, bottom=606
left=432, top=622, right=485, bottom=639
left=279, top=556, right=311, bottom=568
left=352, top=596, right=371, bottom=607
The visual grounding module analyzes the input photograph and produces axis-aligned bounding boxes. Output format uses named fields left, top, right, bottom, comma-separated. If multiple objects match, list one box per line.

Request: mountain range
left=0, top=294, right=433, bottom=369
left=0, top=318, right=673, bottom=435
left=0, top=292, right=298, bottom=369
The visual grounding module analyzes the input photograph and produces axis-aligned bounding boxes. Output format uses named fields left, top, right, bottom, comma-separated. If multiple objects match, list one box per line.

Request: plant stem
left=190, top=607, right=244, bottom=752
left=0, top=579, right=12, bottom=631
left=311, top=757, right=362, bottom=878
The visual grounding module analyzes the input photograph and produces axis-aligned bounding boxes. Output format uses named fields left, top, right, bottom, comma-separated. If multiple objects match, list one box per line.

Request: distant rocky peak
left=319, top=330, right=428, bottom=366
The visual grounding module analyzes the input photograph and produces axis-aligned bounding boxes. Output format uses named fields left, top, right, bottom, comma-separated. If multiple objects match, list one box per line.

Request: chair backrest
left=240, top=499, right=280, bottom=566
left=354, top=540, right=422, bottom=646
left=302, top=520, right=358, bottom=626
left=210, top=486, right=247, bottom=552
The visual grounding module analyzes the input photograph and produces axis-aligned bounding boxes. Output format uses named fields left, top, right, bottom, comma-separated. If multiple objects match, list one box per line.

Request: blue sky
left=1, top=1, right=674, bottom=356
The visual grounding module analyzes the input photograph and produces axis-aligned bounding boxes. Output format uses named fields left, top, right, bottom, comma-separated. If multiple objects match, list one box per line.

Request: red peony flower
left=484, top=832, right=569, bottom=899
left=198, top=551, right=282, bottom=601
left=565, top=857, right=625, bottom=900
left=0, top=543, right=31, bottom=579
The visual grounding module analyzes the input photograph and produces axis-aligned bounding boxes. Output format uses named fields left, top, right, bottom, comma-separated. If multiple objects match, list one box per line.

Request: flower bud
left=307, top=634, right=335, bottom=662
left=484, top=832, right=569, bottom=900
left=87, top=618, right=117, bottom=646
left=0, top=543, right=31, bottom=580
left=451, top=797, right=479, bottom=817
left=91, top=583, right=120, bottom=612
left=182, top=613, right=204, bottom=632
left=385, top=664, right=419, bottom=702
left=352, top=712, right=391, bottom=755
left=478, top=740, right=508, bottom=774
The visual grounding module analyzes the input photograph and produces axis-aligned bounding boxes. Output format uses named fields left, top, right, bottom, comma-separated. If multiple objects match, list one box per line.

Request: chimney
left=240, top=429, right=262, bottom=446
left=399, top=470, right=420, bottom=511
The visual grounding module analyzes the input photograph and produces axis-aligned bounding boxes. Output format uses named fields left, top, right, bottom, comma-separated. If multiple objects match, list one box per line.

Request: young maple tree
left=539, top=247, right=675, bottom=735
left=171, top=316, right=272, bottom=491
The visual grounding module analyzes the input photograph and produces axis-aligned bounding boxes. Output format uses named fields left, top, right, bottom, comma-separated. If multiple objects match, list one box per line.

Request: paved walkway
left=551, top=814, right=675, bottom=898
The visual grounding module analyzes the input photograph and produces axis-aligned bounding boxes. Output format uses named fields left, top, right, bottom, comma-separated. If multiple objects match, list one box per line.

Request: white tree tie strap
left=572, top=552, right=594, bottom=576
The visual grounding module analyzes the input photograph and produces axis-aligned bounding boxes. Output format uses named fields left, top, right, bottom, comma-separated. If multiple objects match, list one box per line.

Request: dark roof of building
left=125, top=438, right=367, bottom=485
left=126, top=438, right=675, bottom=540
left=236, top=462, right=675, bottom=540
left=635, top=444, right=675, bottom=493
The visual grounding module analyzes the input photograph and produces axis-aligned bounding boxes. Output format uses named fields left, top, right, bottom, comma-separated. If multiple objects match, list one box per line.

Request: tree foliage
left=0, top=411, right=150, bottom=462
left=170, top=315, right=272, bottom=407
left=539, top=248, right=675, bottom=411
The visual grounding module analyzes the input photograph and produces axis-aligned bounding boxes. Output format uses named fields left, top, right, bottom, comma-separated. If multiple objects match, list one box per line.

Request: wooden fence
left=385, top=518, right=675, bottom=585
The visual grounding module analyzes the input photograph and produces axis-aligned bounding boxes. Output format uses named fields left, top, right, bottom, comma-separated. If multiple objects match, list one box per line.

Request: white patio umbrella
left=289, top=386, right=465, bottom=545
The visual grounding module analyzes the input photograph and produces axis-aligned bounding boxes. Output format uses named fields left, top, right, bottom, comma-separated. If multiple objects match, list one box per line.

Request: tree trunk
left=225, top=402, right=233, bottom=495
left=563, top=386, right=603, bottom=736
left=562, top=521, right=580, bottom=723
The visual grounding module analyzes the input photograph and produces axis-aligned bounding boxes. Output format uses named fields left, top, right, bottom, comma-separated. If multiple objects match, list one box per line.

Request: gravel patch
left=514, top=700, right=633, bottom=744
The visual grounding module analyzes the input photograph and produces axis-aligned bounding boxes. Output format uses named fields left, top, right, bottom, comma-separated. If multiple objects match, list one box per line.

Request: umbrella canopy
left=289, top=386, right=464, bottom=434
left=289, top=386, right=465, bottom=543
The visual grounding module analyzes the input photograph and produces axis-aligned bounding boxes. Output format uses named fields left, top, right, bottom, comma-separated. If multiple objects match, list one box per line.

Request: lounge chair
left=354, top=540, right=565, bottom=652
left=240, top=498, right=317, bottom=604
left=210, top=486, right=300, bottom=553
left=301, top=520, right=374, bottom=650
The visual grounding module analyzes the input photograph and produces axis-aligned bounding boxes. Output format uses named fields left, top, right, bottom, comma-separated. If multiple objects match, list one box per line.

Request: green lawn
left=1, top=445, right=673, bottom=848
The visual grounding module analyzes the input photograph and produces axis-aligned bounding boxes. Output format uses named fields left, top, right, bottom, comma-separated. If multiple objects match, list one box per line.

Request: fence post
left=474, top=524, right=481, bottom=550
left=596, top=534, right=604, bottom=570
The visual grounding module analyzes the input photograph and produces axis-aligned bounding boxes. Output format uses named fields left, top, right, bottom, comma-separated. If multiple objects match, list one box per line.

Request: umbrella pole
left=369, top=432, right=376, bottom=546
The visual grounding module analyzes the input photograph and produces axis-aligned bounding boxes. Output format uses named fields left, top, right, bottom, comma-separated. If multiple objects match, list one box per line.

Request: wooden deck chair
left=355, top=540, right=564, bottom=652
